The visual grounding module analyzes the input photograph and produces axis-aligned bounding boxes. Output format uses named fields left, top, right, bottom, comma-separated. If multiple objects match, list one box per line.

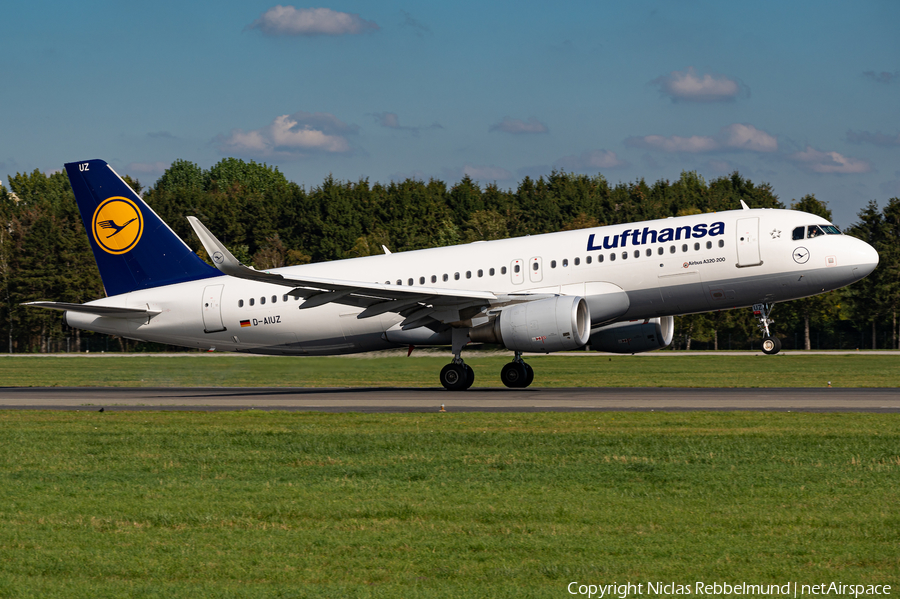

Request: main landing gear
left=439, top=355, right=535, bottom=391
left=439, top=330, right=534, bottom=391
left=500, top=352, right=534, bottom=389
left=752, top=303, right=782, bottom=355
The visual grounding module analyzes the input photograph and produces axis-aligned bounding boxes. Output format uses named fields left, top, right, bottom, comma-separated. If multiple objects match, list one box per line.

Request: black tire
left=440, top=363, right=468, bottom=391
left=465, top=364, right=475, bottom=389
left=523, top=363, right=534, bottom=388
left=501, top=362, right=528, bottom=388
left=761, top=336, right=782, bottom=355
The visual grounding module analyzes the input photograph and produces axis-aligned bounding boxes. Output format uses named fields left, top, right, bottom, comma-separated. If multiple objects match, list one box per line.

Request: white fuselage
left=65, top=208, right=878, bottom=355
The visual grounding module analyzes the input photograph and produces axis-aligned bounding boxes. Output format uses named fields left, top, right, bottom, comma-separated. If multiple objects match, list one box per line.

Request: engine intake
left=470, top=296, right=591, bottom=353
left=588, top=316, right=674, bottom=354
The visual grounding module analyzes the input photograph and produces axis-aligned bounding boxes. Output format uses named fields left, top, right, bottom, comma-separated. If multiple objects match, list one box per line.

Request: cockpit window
left=807, top=225, right=825, bottom=238
left=792, top=226, right=805, bottom=241
left=821, top=225, right=841, bottom=235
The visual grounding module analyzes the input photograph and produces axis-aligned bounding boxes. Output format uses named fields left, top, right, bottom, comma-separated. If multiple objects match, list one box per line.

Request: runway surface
left=1, top=386, right=899, bottom=412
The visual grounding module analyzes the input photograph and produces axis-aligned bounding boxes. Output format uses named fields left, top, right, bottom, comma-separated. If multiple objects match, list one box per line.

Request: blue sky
left=2, top=0, right=898, bottom=227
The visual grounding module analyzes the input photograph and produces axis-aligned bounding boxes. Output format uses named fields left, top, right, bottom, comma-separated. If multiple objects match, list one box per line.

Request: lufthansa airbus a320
left=27, top=160, right=879, bottom=390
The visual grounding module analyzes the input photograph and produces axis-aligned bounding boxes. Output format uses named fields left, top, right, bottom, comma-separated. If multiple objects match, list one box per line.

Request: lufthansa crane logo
left=91, top=197, right=143, bottom=255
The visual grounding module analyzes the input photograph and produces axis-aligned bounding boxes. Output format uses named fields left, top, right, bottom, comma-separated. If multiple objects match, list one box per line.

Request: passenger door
left=736, top=217, right=762, bottom=267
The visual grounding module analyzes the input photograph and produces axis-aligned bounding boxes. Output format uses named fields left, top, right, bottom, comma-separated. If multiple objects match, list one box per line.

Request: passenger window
left=574, top=257, right=580, bottom=266
left=454, top=272, right=460, bottom=280
left=443, top=274, right=448, bottom=282
left=283, top=294, right=289, bottom=302
left=501, top=266, right=507, bottom=275
left=551, top=260, right=557, bottom=268
left=466, top=271, right=472, bottom=278
left=670, top=246, right=676, bottom=253
left=621, top=251, right=628, bottom=260
left=238, top=299, right=244, bottom=308
left=706, top=241, right=712, bottom=250
left=513, top=264, right=520, bottom=273
left=792, top=226, right=805, bottom=240
left=682, top=244, right=688, bottom=252
left=396, top=279, right=402, bottom=285
left=532, top=262, right=539, bottom=271
left=645, top=248, right=652, bottom=257
left=634, top=250, right=640, bottom=258
left=694, top=243, right=700, bottom=251
left=260, top=297, right=266, bottom=305
left=658, top=247, right=664, bottom=255
left=489, top=268, right=495, bottom=276
left=610, top=253, right=616, bottom=262
left=598, top=254, right=604, bottom=263
left=420, top=277, right=425, bottom=285
left=431, top=275, right=437, bottom=283
left=249, top=298, right=255, bottom=306
left=562, top=259, right=568, bottom=267
left=478, top=269, right=483, bottom=277
left=586, top=256, right=592, bottom=264
left=718, top=239, right=724, bottom=248
left=272, top=295, right=277, bottom=303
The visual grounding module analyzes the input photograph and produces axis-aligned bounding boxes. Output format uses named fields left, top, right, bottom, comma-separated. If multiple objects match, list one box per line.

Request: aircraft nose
left=853, top=238, right=879, bottom=278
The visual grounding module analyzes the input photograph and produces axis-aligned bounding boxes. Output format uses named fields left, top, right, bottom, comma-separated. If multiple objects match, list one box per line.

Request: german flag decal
left=240, top=320, right=251, bottom=328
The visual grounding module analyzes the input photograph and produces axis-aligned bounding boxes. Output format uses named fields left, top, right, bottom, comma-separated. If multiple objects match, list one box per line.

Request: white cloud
left=248, top=6, right=379, bottom=36
left=652, top=67, right=745, bottom=102
left=720, top=123, right=778, bottom=152
left=846, top=130, right=900, bottom=147
left=788, top=146, right=872, bottom=174
left=217, top=111, right=357, bottom=158
left=625, top=124, right=777, bottom=153
left=554, top=150, right=627, bottom=170
left=625, top=134, right=719, bottom=153
left=489, top=117, right=549, bottom=135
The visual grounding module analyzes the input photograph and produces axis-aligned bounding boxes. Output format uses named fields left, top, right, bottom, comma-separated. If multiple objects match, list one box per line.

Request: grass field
left=0, top=411, right=897, bottom=598
left=0, top=352, right=898, bottom=387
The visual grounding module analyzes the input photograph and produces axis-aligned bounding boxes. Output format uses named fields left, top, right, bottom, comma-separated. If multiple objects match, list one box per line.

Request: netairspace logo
left=566, top=581, right=892, bottom=598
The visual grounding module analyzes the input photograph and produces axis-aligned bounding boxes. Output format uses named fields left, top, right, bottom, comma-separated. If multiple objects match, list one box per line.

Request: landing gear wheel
left=440, top=363, right=469, bottom=391
left=501, top=362, right=529, bottom=388
left=761, top=336, right=782, bottom=355
left=523, top=363, right=534, bottom=388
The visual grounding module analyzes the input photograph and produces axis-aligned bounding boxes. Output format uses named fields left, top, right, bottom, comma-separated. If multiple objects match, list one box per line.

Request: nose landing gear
left=753, top=303, right=782, bottom=355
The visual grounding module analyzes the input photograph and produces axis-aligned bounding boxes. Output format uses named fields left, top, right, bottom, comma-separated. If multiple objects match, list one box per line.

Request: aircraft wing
left=188, top=217, right=551, bottom=328
left=23, top=301, right=160, bottom=318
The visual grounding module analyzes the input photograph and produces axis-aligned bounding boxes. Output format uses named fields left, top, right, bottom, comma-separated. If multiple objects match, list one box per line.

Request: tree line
left=1, top=158, right=897, bottom=352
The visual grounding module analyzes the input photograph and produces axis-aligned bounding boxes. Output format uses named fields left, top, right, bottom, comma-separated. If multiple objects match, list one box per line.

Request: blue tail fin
left=65, top=159, right=221, bottom=297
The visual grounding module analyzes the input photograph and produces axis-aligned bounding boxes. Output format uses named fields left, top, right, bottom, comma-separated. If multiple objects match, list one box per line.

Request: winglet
left=187, top=216, right=291, bottom=285
left=740, top=199, right=750, bottom=210
left=187, top=216, right=246, bottom=277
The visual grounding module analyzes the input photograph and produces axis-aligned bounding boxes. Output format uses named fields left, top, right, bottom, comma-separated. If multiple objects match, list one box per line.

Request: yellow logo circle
left=91, top=197, right=143, bottom=254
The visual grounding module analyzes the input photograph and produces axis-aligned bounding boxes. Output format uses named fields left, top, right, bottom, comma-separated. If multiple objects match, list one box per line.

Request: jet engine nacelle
left=588, top=316, right=674, bottom=354
left=470, top=296, right=591, bottom=353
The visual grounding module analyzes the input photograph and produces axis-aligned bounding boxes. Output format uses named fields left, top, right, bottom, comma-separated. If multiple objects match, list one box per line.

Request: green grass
left=0, top=411, right=897, bottom=597
left=0, top=353, right=898, bottom=387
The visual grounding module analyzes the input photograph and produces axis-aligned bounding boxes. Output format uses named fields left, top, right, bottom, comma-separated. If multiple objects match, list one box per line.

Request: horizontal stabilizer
left=23, top=301, right=160, bottom=319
